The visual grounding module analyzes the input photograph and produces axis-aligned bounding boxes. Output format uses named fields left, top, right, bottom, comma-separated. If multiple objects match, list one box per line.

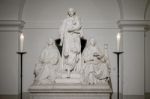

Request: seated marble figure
left=82, top=39, right=111, bottom=85
left=33, top=38, right=60, bottom=85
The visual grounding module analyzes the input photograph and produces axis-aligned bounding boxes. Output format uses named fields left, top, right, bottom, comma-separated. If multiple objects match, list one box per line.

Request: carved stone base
left=29, top=83, right=112, bottom=99
left=55, top=78, right=81, bottom=84
left=56, top=72, right=82, bottom=84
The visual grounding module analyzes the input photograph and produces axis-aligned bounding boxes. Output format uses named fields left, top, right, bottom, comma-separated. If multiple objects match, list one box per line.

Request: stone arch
left=21, top=0, right=120, bottom=29
left=145, top=0, right=150, bottom=19
left=116, top=0, right=123, bottom=19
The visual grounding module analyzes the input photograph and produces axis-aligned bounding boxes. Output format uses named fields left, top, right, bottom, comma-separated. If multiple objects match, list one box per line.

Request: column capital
left=0, top=20, right=25, bottom=32
left=117, top=20, right=150, bottom=32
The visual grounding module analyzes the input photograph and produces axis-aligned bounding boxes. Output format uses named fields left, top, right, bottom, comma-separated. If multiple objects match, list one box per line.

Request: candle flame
left=117, top=32, right=121, bottom=39
left=20, top=33, right=24, bottom=39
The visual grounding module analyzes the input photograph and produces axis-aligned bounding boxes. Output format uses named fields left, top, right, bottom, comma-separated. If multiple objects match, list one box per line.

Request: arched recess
left=20, top=0, right=121, bottom=93
left=21, top=0, right=120, bottom=29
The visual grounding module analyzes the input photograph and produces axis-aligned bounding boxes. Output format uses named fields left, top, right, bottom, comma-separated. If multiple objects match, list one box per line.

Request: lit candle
left=117, top=32, right=121, bottom=52
left=20, top=33, right=24, bottom=52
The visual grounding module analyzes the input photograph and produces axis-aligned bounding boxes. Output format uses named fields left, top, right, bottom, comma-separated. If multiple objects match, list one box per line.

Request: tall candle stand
left=17, top=51, right=27, bottom=99
left=113, top=51, right=123, bottom=99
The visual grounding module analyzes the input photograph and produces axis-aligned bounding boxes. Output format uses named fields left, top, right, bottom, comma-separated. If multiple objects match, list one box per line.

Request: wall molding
left=0, top=20, right=25, bottom=32
left=23, top=21, right=119, bottom=30
left=2, top=20, right=149, bottom=32
left=117, top=20, right=150, bottom=32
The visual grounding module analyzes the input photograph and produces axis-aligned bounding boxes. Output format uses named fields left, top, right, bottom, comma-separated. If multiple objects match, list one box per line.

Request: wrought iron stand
left=113, top=51, right=123, bottom=99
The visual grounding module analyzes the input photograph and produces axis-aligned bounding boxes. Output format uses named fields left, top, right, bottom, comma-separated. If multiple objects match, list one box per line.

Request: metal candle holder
left=113, top=51, right=123, bottom=99
left=17, top=52, right=27, bottom=99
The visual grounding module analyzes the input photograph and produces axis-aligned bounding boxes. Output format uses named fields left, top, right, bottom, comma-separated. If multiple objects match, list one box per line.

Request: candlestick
left=17, top=51, right=27, bottom=99
left=113, top=51, right=123, bottom=99
left=117, top=32, right=121, bottom=52
left=20, top=33, right=24, bottom=52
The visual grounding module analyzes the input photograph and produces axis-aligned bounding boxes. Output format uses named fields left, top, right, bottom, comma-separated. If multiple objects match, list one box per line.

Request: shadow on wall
left=55, top=38, right=87, bottom=55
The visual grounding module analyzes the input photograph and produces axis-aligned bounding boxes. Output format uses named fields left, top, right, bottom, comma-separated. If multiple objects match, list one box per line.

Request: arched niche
left=22, top=0, right=120, bottom=29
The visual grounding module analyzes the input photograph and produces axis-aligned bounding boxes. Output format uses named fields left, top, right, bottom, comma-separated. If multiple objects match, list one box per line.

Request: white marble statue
left=29, top=8, right=112, bottom=99
left=33, top=38, right=60, bottom=85
left=82, top=39, right=111, bottom=84
left=59, top=8, right=83, bottom=78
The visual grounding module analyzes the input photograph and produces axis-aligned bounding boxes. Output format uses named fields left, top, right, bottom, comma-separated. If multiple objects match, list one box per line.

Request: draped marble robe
left=82, top=41, right=102, bottom=84
left=82, top=40, right=110, bottom=84
left=34, top=39, right=60, bottom=85
left=59, top=13, right=83, bottom=75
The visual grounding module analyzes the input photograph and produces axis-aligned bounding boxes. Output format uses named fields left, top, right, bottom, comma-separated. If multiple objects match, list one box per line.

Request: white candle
left=117, top=32, right=121, bottom=52
left=20, top=33, right=24, bottom=52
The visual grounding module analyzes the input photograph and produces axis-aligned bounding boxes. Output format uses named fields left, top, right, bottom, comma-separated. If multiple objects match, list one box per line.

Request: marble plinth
left=29, top=83, right=112, bottom=99
left=55, top=72, right=82, bottom=84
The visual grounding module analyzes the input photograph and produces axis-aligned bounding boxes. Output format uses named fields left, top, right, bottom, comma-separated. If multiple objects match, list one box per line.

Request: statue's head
left=90, top=38, right=96, bottom=46
left=68, top=8, right=76, bottom=17
left=47, top=38, right=54, bottom=45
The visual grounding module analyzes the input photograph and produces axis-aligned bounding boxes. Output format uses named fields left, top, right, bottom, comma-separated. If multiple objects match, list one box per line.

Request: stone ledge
left=117, top=20, right=150, bottom=27
left=29, top=83, right=112, bottom=93
left=29, top=84, right=112, bottom=99
left=117, top=20, right=150, bottom=32
left=0, top=20, right=25, bottom=32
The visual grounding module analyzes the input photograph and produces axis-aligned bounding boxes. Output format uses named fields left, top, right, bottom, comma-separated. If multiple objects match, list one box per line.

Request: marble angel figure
left=33, top=38, right=60, bottom=85
left=59, top=8, right=83, bottom=78
left=82, top=39, right=111, bottom=85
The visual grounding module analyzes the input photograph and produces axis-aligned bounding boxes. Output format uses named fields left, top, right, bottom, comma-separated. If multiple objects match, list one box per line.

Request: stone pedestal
left=56, top=72, right=82, bottom=84
left=29, top=83, right=112, bottom=99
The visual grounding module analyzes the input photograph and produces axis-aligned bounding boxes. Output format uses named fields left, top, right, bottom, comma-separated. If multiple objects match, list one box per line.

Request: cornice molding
left=0, top=20, right=25, bottom=32
left=24, top=21, right=118, bottom=29
left=117, top=20, right=150, bottom=32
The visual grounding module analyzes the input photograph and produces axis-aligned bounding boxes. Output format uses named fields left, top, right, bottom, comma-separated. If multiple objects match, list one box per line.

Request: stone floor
left=0, top=93, right=149, bottom=99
